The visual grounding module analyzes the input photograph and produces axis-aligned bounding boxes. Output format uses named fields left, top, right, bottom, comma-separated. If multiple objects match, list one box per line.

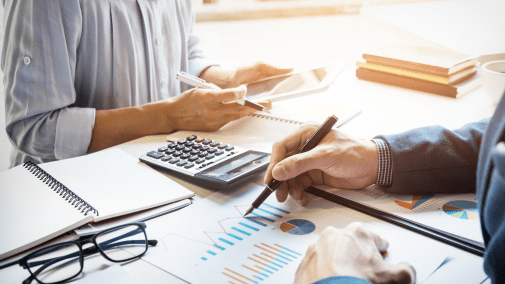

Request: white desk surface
left=0, top=70, right=495, bottom=284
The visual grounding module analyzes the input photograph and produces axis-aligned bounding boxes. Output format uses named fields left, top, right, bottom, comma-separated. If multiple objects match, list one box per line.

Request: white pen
left=176, top=72, right=265, bottom=111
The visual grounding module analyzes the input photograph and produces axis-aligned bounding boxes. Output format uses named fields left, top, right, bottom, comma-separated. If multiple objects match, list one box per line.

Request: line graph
left=160, top=203, right=290, bottom=262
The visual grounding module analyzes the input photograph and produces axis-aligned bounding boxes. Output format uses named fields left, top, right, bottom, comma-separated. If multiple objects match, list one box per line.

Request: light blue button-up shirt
left=2, top=0, right=217, bottom=167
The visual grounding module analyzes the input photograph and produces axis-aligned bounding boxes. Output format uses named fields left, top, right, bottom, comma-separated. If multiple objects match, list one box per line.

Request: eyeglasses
left=18, top=222, right=157, bottom=284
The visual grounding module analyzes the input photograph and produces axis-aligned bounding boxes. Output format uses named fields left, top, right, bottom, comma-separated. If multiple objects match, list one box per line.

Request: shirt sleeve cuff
left=54, top=107, right=95, bottom=159
left=372, top=139, right=393, bottom=187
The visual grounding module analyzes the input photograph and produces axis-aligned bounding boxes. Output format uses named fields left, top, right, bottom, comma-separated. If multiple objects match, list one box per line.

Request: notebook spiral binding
left=251, top=113, right=303, bottom=125
left=23, top=161, right=99, bottom=216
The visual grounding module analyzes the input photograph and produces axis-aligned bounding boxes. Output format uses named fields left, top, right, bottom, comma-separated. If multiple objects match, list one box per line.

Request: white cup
left=482, top=60, right=505, bottom=104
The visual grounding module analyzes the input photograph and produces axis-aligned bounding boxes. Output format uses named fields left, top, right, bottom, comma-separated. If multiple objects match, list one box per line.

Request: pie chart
left=280, top=219, right=316, bottom=235
left=442, top=200, right=479, bottom=220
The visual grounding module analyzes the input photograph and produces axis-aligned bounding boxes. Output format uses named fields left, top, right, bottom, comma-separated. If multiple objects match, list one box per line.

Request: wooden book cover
left=362, top=44, right=479, bottom=76
left=356, top=68, right=481, bottom=98
left=356, top=61, right=476, bottom=85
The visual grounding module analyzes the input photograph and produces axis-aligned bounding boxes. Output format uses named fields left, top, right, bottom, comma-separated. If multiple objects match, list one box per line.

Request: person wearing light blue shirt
left=2, top=0, right=290, bottom=167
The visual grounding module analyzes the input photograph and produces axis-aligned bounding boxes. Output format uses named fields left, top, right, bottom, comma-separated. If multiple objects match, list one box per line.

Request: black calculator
left=140, top=135, right=271, bottom=189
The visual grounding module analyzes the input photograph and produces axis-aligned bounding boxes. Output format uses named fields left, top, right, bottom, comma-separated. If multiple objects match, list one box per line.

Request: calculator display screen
left=201, top=153, right=264, bottom=178
left=196, top=151, right=270, bottom=184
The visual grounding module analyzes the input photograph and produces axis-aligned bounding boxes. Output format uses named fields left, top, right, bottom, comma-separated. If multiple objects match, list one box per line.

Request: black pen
left=244, top=115, right=339, bottom=217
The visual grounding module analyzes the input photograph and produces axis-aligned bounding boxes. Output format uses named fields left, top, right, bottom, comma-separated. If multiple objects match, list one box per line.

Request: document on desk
left=328, top=186, right=484, bottom=244
left=133, top=183, right=446, bottom=284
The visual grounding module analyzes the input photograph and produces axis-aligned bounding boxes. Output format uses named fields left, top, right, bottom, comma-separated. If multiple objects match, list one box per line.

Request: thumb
left=271, top=150, right=324, bottom=181
left=377, top=262, right=416, bottom=284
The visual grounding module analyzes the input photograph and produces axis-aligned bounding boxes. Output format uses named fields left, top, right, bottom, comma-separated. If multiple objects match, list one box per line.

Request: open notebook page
left=40, top=149, right=194, bottom=222
left=0, top=166, right=91, bottom=260
left=168, top=103, right=361, bottom=153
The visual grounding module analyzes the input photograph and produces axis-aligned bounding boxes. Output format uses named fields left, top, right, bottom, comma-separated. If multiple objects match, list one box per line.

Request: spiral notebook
left=167, top=103, right=361, bottom=152
left=0, top=149, right=194, bottom=260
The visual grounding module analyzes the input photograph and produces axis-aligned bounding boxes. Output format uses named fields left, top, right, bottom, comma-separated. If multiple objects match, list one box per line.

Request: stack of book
left=356, top=44, right=481, bottom=98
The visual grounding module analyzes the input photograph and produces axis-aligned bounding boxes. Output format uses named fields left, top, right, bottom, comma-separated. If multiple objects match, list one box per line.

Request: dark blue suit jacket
left=317, top=92, right=505, bottom=284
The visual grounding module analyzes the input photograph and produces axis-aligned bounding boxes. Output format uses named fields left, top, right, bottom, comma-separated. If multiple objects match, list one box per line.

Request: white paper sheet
left=75, top=265, right=142, bottom=284
left=133, top=183, right=446, bottom=284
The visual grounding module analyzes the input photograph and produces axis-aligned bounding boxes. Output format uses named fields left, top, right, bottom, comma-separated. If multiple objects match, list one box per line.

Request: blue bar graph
left=239, top=222, right=259, bottom=231
left=278, top=250, right=296, bottom=259
left=262, top=203, right=290, bottom=214
left=254, top=276, right=264, bottom=281
left=256, top=208, right=282, bottom=218
left=214, top=244, right=225, bottom=250
left=279, top=246, right=302, bottom=256
left=258, top=272, right=268, bottom=278
left=201, top=257, right=207, bottom=261
left=244, top=217, right=267, bottom=227
left=207, top=250, right=216, bottom=256
left=249, top=212, right=275, bottom=223
left=274, top=258, right=288, bottom=265
left=232, top=227, right=251, bottom=236
left=266, top=265, right=278, bottom=271
left=219, top=238, right=234, bottom=246
left=227, top=233, right=243, bottom=240
left=275, top=254, right=292, bottom=262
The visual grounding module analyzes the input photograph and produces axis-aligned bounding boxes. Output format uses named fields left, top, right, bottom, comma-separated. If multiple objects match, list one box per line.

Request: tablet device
left=245, top=62, right=344, bottom=102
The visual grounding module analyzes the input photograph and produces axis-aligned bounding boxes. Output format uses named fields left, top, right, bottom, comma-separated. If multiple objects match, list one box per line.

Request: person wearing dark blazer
left=264, top=92, right=505, bottom=284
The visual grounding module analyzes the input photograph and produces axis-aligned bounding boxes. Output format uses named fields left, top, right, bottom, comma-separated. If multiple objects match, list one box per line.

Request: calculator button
left=217, top=143, right=228, bottom=149
left=208, top=148, right=217, bottom=154
left=158, top=146, right=168, bottom=152
left=200, top=145, right=210, bottom=151
left=185, top=141, right=195, bottom=147
left=176, top=160, right=187, bottom=167
left=205, top=154, right=215, bottom=160
left=172, top=151, right=182, bottom=157
left=192, top=144, right=201, bottom=149
left=180, top=153, right=190, bottom=159
left=147, top=151, right=164, bottom=159
left=195, top=137, right=205, bottom=143
left=187, top=135, right=197, bottom=141
left=202, top=139, right=212, bottom=145
left=169, top=157, right=180, bottom=164
left=188, top=155, right=199, bottom=162
left=215, top=150, right=224, bottom=156
left=182, top=147, right=192, bottom=153
left=190, top=149, right=199, bottom=155
left=168, top=143, right=178, bottom=148
left=198, top=151, right=208, bottom=157
left=177, top=139, right=187, bottom=144
left=196, top=158, right=205, bottom=164
left=210, top=141, right=220, bottom=147
left=175, top=145, right=185, bottom=151
left=225, top=145, right=235, bottom=151
left=161, top=156, right=172, bottom=162
left=184, top=163, right=194, bottom=169
left=165, top=148, right=175, bottom=155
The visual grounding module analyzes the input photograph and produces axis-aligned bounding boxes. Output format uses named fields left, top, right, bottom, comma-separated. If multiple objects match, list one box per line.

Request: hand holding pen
left=245, top=116, right=339, bottom=216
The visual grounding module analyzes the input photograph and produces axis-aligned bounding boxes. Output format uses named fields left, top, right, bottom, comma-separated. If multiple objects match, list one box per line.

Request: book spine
left=23, top=161, right=99, bottom=216
left=363, top=55, right=450, bottom=76
left=356, top=68, right=458, bottom=98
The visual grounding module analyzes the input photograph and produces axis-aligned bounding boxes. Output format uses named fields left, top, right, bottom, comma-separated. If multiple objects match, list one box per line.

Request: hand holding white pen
left=176, top=72, right=265, bottom=111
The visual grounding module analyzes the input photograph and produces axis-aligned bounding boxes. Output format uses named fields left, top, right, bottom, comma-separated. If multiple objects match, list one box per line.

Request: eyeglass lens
left=26, top=243, right=82, bottom=284
left=96, top=224, right=148, bottom=261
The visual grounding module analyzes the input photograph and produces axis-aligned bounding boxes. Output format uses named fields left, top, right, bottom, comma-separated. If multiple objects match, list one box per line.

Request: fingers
left=272, top=150, right=326, bottom=181
left=275, top=181, right=288, bottom=203
left=255, top=62, right=293, bottom=76
left=209, top=85, right=247, bottom=103
left=377, top=262, right=416, bottom=284
left=264, top=125, right=319, bottom=184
